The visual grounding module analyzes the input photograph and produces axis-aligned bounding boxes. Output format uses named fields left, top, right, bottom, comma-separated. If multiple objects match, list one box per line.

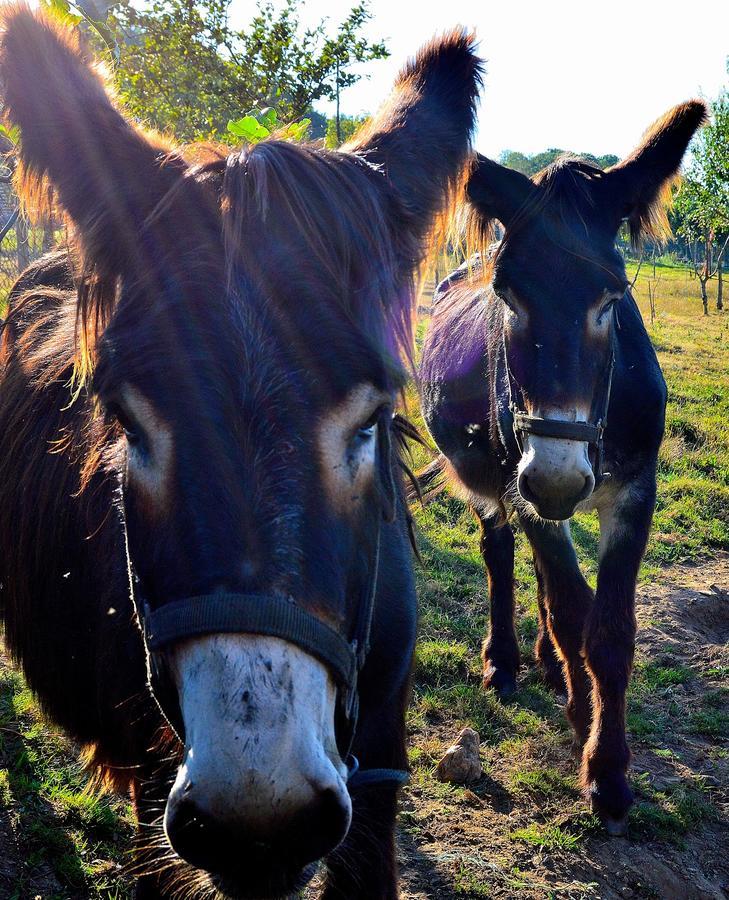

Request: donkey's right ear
left=0, top=5, right=182, bottom=272
left=604, top=100, right=707, bottom=246
left=466, top=154, right=534, bottom=228
left=347, top=29, right=483, bottom=248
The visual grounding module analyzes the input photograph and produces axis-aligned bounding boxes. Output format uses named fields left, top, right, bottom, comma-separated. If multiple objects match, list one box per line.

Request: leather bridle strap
left=145, top=593, right=358, bottom=694
left=511, top=413, right=602, bottom=444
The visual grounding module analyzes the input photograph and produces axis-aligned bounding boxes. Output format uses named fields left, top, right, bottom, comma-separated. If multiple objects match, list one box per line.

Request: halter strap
left=511, top=412, right=602, bottom=444
left=145, top=593, right=357, bottom=693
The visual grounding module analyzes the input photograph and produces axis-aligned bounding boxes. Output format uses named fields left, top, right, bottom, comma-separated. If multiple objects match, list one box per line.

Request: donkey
left=419, top=102, right=706, bottom=833
left=0, top=8, right=481, bottom=897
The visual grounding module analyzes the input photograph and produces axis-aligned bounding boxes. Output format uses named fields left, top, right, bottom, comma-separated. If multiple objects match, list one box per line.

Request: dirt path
left=397, top=555, right=729, bottom=899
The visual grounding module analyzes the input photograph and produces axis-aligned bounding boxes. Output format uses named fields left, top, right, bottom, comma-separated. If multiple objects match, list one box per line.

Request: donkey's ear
left=0, top=5, right=182, bottom=272
left=347, top=29, right=482, bottom=242
left=466, top=153, right=534, bottom=228
left=604, top=100, right=707, bottom=245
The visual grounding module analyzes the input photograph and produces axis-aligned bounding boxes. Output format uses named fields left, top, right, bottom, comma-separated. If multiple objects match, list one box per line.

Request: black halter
left=504, top=312, right=616, bottom=485
left=132, top=521, right=408, bottom=793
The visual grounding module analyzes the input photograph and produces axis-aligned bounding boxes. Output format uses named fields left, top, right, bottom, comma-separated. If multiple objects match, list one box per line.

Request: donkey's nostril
left=517, top=472, right=538, bottom=505
left=578, top=472, right=595, bottom=502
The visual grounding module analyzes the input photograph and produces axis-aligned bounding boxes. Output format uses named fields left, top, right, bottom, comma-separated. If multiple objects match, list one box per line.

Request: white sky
left=230, top=0, right=728, bottom=160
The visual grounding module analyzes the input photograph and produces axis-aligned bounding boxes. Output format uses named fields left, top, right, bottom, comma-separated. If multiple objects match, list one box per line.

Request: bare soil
left=397, top=555, right=729, bottom=899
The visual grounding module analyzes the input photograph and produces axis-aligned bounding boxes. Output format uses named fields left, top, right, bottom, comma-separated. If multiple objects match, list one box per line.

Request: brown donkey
left=0, top=7, right=481, bottom=897
left=419, top=102, right=706, bottom=833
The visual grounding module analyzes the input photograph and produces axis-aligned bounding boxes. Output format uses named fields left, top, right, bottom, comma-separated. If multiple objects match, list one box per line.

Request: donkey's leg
left=534, top=560, right=567, bottom=695
left=520, top=518, right=593, bottom=748
left=320, top=787, right=401, bottom=899
left=476, top=508, right=520, bottom=698
left=130, top=769, right=175, bottom=900
left=581, top=474, right=655, bottom=833
left=320, top=687, right=408, bottom=899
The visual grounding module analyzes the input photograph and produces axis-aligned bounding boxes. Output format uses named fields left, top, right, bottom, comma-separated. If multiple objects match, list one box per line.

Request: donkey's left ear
left=604, top=100, right=707, bottom=246
left=347, top=29, right=482, bottom=245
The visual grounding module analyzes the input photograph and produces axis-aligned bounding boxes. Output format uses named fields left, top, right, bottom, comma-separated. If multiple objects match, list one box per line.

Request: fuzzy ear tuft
left=0, top=4, right=180, bottom=268
left=466, top=153, right=534, bottom=229
left=347, top=29, right=483, bottom=249
left=605, top=100, right=708, bottom=247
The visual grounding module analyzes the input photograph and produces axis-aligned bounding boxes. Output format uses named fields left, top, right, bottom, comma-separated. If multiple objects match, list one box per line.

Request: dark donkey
left=419, top=102, right=706, bottom=833
left=0, top=8, right=481, bottom=898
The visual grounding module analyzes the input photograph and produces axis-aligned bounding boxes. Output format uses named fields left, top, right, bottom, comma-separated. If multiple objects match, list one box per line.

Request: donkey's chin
left=209, top=861, right=318, bottom=899
left=528, top=498, right=581, bottom=522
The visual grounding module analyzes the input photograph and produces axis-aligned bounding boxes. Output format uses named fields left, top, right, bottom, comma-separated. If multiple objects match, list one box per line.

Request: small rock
left=436, top=727, right=483, bottom=784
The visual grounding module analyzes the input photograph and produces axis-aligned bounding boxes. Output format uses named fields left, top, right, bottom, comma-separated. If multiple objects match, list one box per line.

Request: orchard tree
left=325, top=113, right=368, bottom=148
left=499, top=148, right=619, bottom=176
left=675, top=81, right=729, bottom=313
left=107, top=0, right=388, bottom=142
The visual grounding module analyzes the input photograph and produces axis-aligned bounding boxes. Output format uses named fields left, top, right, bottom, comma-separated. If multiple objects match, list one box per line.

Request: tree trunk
left=700, top=277, right=709, bottom=315
left=718, top=263, right=724, bottom=311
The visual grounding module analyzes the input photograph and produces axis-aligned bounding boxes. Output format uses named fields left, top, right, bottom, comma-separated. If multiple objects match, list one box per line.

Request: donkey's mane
left=508, top=156, right=607, bottom=242
left=218, top=139, right=420, bottom=369
left=14, top=136, right=429, bottom=386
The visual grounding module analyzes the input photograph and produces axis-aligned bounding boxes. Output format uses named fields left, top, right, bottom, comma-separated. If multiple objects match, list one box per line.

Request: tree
left=107, top=0, right=388, bottom=143
left=324, top=113, right=368, bottom=148
left=675, top=85, right=729, bottom=313
left=499, top=148, right=619, bottom=177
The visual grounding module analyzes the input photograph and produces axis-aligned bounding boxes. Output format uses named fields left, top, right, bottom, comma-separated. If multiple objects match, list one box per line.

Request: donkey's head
left=0, top=7, right=480, bottom=896
left=467, top=102, right=706, bottom=520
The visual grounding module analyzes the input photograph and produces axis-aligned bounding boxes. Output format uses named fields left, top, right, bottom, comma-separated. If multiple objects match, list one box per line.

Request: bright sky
left=230, top=0, right=728, bottom=161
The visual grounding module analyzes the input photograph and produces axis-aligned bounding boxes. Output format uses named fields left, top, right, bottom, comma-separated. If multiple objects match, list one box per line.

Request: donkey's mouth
left=210, top=860, right=318, bottom=899
left=528, top=498, right=582, bottom=522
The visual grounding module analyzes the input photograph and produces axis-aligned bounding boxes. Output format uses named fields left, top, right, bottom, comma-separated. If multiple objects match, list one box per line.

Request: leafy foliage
left=671, top=82, right=729, bottom=310
left=324, top=113, right=368, bottom=148
left=107, top=0, right=388, bottom=143
left=227, top=106, right=310, bottom=144
left=499, top=147, right=619, bottom=176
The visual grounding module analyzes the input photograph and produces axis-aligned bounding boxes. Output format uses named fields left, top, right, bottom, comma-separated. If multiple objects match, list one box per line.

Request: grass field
left=0, top=261, right=727, bottom=898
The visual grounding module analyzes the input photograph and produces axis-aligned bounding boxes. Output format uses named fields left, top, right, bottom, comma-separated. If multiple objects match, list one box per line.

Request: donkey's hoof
left=482, top=666, right=517, bottom=699
left=537, top=662, right=567, bottom=696
left=602, top=815, right=629, bottom=837
left=586, top=776, right=633, bottom=834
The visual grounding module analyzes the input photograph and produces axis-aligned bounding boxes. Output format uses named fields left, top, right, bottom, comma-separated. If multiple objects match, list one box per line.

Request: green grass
left=0, top=666, right=133, bottom=898
left=630, top=775, right=714, bottom=847
left=508, top=767, right=578, bottom=800
left=510, top=822, right=584, bottom=852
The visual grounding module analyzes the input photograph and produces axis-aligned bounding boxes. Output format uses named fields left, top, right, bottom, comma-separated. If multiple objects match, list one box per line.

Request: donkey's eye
left=495, top=288, right=520, bottom=318
left=106, top=402, right=141, bottom=445
left=356, top=411, right=380, bottom=440
left=354, top=405, right=388, bottom=442
left=598, top=295, right=621, bottom=322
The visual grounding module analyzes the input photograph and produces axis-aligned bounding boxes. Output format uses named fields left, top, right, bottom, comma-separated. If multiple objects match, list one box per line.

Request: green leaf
left=259, top=107, right=277, bottom=128
left=41, top=0, right=82, bottom=26
left=283, top=118, right=311, bottom=142
left=227, top=116, right=270, bottom=143
left=0, top=123, right=20, bottom=146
